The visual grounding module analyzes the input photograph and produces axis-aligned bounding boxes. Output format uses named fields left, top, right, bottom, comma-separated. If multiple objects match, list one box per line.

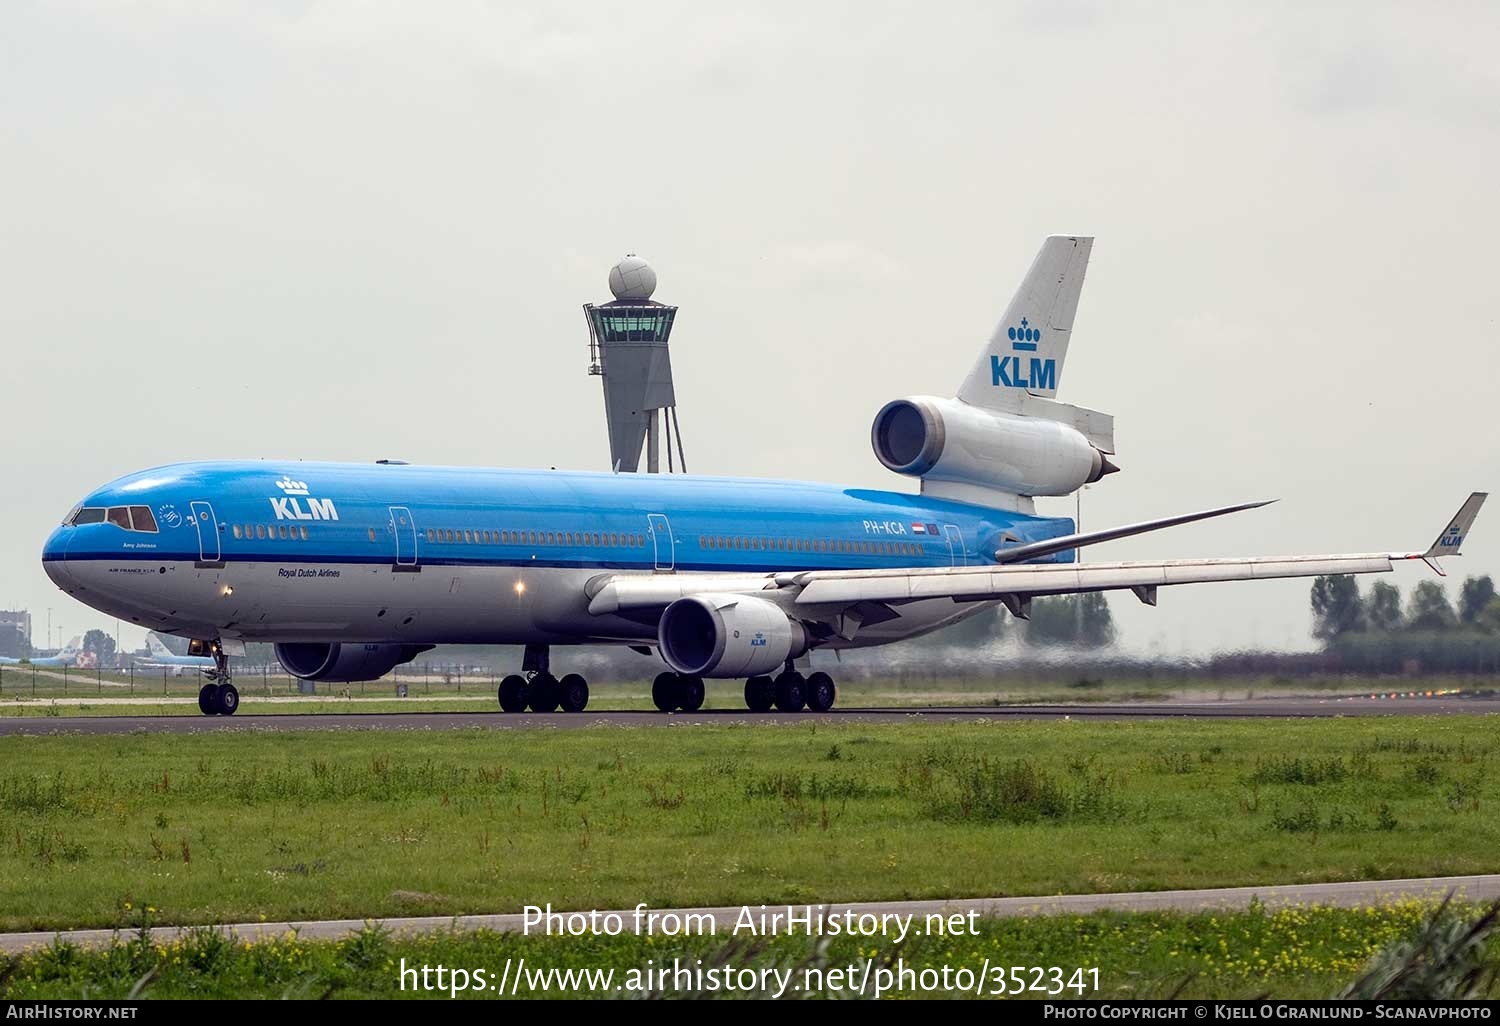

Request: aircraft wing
left=588, top=493, right=1486, bottom=617
left=789, top=553, right=1393, bottom=612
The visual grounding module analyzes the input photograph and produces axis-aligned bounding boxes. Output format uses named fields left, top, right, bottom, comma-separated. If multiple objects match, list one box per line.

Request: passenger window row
left=68, top=506, right=158, bottom=533
left=421, top=528, right=647, bottom=548
left=233, top=524, right=310, bottom=541
left=698, top=535, right=924, bottom=556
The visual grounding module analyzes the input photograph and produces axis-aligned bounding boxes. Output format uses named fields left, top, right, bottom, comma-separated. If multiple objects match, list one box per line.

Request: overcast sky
left=3, top=1, right=1497, bottom=655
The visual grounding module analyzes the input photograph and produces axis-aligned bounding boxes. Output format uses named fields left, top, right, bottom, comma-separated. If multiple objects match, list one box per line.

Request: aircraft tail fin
left=956, top=235, right=1093, bottom=409
left=146, top=633, right=173, bottom=658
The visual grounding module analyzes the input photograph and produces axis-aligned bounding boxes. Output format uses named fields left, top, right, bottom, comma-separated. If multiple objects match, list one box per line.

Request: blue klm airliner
left=0, top=635, right=83, bottom=668
left=42, top=237, right=1486, bottom=717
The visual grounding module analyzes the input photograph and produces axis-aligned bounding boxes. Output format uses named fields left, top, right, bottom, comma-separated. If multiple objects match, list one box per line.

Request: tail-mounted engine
left=872, top=395, right=1116, bottom=501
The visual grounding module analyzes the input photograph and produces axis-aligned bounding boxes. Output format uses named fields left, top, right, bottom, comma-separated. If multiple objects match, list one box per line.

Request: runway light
left=514, top=580, right=526, bottom=596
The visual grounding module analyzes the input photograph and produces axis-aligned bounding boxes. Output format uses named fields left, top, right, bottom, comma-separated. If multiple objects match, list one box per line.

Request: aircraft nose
left=42, top=526, right=74, bottom=590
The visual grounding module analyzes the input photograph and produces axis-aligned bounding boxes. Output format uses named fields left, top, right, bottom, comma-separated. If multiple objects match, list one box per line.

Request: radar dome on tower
left=608, top=254, right=658, bottom=301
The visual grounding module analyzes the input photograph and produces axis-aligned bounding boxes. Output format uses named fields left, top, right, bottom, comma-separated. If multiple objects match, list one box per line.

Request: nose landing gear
left=198, top=645, right=238, bottom=716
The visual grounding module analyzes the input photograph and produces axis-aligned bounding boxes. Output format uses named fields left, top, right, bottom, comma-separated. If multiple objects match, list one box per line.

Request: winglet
left=1408, top=492, right=1488, bottom=575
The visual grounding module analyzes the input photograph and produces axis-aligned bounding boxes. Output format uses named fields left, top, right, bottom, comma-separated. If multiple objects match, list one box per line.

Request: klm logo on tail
left=992, top=319, right=1057, bottom=391
left=1007, top=318, right=1041, bottom=351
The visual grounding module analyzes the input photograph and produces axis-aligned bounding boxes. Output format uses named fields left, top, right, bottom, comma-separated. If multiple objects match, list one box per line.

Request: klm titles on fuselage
left=270, top=496, right=340, bottom=522
left=271, top=478, right=340, bottom=522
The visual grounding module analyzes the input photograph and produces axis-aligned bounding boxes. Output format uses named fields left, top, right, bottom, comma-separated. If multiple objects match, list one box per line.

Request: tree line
left=920, top=592, right=1116, bottom=649
left=1311, top=574, right=1499, bottom=639
left=1310, top=573, right=1500, bottom=673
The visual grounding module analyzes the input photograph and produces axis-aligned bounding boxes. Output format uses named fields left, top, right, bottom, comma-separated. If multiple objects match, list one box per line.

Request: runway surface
left=3, top=873, right=1497, bottom=953
left=0, top=692, right=1496, bottom=735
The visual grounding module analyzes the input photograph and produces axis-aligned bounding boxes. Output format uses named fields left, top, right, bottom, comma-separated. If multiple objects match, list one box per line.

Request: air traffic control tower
left=584, top=255, right=687, bottom=473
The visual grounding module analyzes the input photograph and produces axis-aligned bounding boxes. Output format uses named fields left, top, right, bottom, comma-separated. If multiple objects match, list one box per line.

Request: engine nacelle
left=872, top=395, right=1114, bottom=498
left=275, top=642, right=429, bottom=683
left=658, top=594, right=808, bottom=679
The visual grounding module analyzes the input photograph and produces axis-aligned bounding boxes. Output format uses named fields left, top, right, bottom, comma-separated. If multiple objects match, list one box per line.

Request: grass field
left=2, top=716, right=1499, bottom=933
left=3, top=902, right=1494, bottom=999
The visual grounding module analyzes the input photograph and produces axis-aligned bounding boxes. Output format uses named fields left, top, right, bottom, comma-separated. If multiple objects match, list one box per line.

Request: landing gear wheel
left=745, top=675, right=776, bottom=712
left=677, top=675, right=705, bottom=712
left=652, top=672, right=681, bottom=712
left=805, top=672, right=836, bottom=712
left=214, top=683, right=239, bottom=716
left=198, top=684, right=217, bottom=716
left=498, top=674, right=529, bottom=713
left=528, top=673, right=559, bottom=713
left=773, top=671, right=806, bottom=713
left=558, top=674, right=590, bottom=713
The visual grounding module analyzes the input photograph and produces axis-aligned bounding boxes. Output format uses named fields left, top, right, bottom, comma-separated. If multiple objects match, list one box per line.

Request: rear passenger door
left=647, top=514, right=674, bottom=572
left=389, top=506, right=419, bottom=571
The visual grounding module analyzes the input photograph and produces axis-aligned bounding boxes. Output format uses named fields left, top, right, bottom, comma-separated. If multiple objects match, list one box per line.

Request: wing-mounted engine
left=275, top=642, right=432, bottom=683
left=657, top=593, right=809, bottom=678
left=872, top=395, right=1117, bottom=508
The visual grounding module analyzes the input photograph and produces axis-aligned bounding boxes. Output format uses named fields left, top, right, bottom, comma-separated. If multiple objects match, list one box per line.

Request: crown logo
left=275, top=477, right=309, bottom=496
left=1007, top=317, right=1041, bottom=349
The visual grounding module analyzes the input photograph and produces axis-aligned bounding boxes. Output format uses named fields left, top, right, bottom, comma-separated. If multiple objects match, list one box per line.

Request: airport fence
left=0, top=662, right=511, bottom=701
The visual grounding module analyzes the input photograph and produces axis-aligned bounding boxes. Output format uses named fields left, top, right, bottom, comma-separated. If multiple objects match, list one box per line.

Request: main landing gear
left=497, top=645, right=590, bottom=714
left=197, top=644, right=239, bottom=717
left=651, top=665, right=838, bottom=714
left=743, top=668, right=836, bottom=713
left=652, top=671, right=706, bottom=712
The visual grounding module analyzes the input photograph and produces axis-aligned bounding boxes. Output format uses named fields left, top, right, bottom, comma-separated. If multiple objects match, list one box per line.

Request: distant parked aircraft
left=136, top=632, right=215, bottom=675
left=0, top=636, right=83, bottom=668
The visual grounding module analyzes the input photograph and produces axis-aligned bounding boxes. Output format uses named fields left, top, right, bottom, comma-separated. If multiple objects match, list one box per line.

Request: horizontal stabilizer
left=994, top=500, right=1274, bottom=564
left=1005, top=393, right=1115, bottom=454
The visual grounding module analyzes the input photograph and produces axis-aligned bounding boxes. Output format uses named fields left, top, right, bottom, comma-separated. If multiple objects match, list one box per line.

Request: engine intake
left=658, top=594, right=808, bottom=679
left=872, top=395, right=1115, bottom=498
left=275, top=642, right=430, bottom=683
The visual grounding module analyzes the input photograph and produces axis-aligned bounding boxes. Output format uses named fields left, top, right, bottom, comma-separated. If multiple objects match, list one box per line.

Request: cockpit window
left=70, top=507, right=106, bottom=526
left=106, top=507, right=133, bottom=529
left=129, top=507, right=158, bottom=533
